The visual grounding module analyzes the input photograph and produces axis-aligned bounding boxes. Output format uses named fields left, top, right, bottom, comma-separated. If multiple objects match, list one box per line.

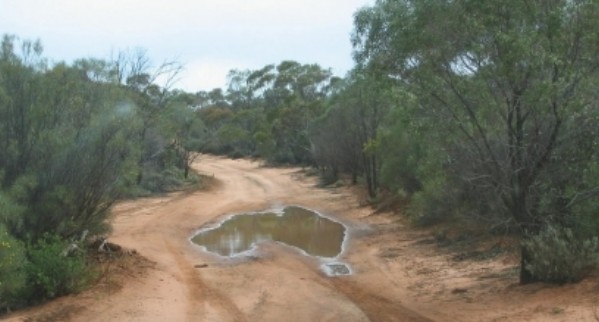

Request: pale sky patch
left=181, top=58, right=244, bottom=92
left=0, top=0, right=372, bottom=92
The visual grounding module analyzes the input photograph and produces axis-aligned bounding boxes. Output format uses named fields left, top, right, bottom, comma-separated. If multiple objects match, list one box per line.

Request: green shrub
left=139, top=167, right=185, bottom=193
left=407, top=174, right=453, bottom=226
left=318, top=168, right=339, bottom=187
left=23, top=235, right=91, bottom=302
left=523, top=225, right=599, bottom=283
left=0, top=225, right=27, bottom=310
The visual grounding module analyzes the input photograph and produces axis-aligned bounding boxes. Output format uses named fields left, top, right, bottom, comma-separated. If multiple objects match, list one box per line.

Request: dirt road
left=5, top=155, right=599, bottom=321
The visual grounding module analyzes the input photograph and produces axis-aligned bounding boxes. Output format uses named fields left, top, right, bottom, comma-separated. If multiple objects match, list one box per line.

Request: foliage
left=0, top=35, right=205, bottom=308
left=407, top=173, right=451, bottom=226
left=196, top=61, right=334, bottom=164
left=0, top=35, right=203, bottom=241
left=0, top=224, right=27, bottom=310
left=352, top=0, right=599, bottom=283
left=308, top=71, right=395, bottom=196
left=137, top=167, right=191, bottom=194
left=23, top=234, right=91, bottom=302
left=377, top=90, right=427, bottom=197
left=0, top=43, right=139, bottom=240
left=523, top=225, right=599, bottom=283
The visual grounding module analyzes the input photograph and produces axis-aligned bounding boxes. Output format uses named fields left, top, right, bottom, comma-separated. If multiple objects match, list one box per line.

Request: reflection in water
left=192, top=206, right=345, bottom=258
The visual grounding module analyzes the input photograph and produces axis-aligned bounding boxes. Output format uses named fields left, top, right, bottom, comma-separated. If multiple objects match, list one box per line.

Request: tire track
left=328, top=278, right=434, bottom=322
left=164, top=240, right=248, bottom=322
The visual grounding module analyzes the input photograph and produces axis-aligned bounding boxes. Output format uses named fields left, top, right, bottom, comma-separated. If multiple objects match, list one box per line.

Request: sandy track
left=96, top=155, right=430, bottom=321
left=5, top=155, right=599, bottom=321
left=9, top=155, right=427, bottom=322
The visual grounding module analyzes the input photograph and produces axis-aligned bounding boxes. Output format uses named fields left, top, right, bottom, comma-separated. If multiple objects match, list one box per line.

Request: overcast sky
left=0, top=0, right=372, bottom=92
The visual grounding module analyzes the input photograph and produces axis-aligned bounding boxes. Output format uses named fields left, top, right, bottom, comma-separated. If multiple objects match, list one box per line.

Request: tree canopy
left=351, top=0, right=599, bottom=283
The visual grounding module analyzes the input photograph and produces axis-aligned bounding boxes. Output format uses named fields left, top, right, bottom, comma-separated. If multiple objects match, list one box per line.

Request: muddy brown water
left=191, top=206, right=346, bottom=258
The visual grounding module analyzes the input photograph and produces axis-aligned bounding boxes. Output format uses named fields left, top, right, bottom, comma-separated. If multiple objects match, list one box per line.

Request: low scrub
left=23, top=234, right=93, bottom=302
left=0, top=225, right=27, bottom=311
left=523, top=225, right=599, bottom=283
left=0, top=233, right=96, bottom=312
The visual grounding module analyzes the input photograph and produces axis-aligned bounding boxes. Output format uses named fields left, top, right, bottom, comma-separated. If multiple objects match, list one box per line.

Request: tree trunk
left=136, top=170, right=143, bottom=185
left=519, top=243, right=537, bottom=284
left=136, top=126, right=147, bottom=185
left=371, top=154, right=378, bottom=194
left=365, top=155, right=377, bottom=198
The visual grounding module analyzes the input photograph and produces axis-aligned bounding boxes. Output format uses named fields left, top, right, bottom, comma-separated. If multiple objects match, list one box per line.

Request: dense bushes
left=0, top=35, right=203, bottom=310
left=195, top=61, right=334, bottom=165
left=22, top=235, right=92, bottom=302
left=347, top=0, right=599, bottom=283
left=523, top=226, right=599, bottom=283
left=137, top=166, right=198, bottom=195
left=0, top=225, right=27, bottom=310
left=0, top=229, right=94, bottom=311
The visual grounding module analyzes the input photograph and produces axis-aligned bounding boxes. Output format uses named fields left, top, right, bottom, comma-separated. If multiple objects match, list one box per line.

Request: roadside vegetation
left=0, top=35, right=203, bottom=311
left=349, top=0, right=599, bottom=284
left=1, top=0, right=599, bottom=313
left=193, top=0, right=599, bottom=285
left=191, top=0, right=599, bottom=285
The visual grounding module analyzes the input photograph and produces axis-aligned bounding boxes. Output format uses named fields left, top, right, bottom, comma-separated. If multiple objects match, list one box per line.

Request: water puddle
left=191, top=206, right=351, bottom=275
left=192, top=206, right=345, bottom=257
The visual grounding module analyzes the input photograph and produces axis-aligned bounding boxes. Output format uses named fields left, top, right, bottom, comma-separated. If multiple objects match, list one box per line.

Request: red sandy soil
left=3, top=155, right=599, bottom=321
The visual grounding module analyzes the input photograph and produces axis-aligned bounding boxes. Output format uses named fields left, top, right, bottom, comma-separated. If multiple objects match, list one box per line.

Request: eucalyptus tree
left=262, top=61, right=333, bottom=163
left=0, top=36, right=139, bottom=240
left=110, top=49, right=184, bottom=185
left=226, top=66, right=273, bottom=109
left=198, top=61, right=334, bottom=164
left=160, top=92, right=207, bottom=179
left=353, top=0, right=599, bottom=282
left=309, top=70, right=395, bottom=197
left=0, top=35, right=45, bottom=187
